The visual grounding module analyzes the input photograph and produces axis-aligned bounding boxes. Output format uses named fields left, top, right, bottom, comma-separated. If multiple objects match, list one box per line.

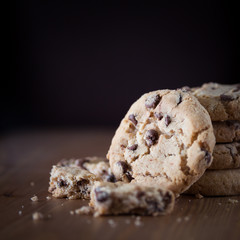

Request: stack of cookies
left=48, top=83, right=239, bottom=217
left=185, top=83, right=240, bottom=196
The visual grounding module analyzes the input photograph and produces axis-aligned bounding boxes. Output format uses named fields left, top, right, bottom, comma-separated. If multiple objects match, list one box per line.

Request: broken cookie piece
left=89, top=182, right=175, bottom=216
left=57, top=156, right=116, bottom=182
left=48, top=165, right=99, bottom=199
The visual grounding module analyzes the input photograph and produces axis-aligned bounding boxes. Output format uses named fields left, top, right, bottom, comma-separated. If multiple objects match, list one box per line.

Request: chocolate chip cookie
left=192, top=83, right=240, bottom=121
left=90, top=181, right=175, bottom=216
left=107, top=89, right=215, bottom=195
left=213, top=121, right=240, bottom=143
left=185, top=168, right=240, bottom=196
left=209, top=142, right=240, bottom=170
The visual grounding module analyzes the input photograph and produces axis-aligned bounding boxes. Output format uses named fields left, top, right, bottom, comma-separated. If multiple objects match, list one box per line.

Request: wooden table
left=0, top=129, right=239, bottom=240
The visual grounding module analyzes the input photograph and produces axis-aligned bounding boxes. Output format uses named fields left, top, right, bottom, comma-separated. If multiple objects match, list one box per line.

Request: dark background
left=7, top=1, right=239, bottom=132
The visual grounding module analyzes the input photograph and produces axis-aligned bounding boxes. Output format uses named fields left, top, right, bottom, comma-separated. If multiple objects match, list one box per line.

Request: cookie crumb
left=228, top=199, right=238, bottom=204
left=176, top=217, right=182, bottom=223
left=125, top=219, right=131, bottom=224
left=32, top=212, right=44, bottom=221
left=46, top=196, right=51, bottom=200
left=195, top=193, right=204, bottom=199
left=21, top=205, right=24, bottom=209
left=108, top=219, right=117, bottom=228
left=218, top=202, right=222, bottom=206
left=86, top=219, right=91, bottom=224
left=70, top=210, right=74, bottom=215
left=18, top=210, right=22, bottom=215
left=75, top=206, right=92, bottom=215
left=30, top=181, right=35, bottom=187
left=184, top=216, right=190, bottom=221
left=31, top=195, right=38, bottom=202
left=134, top=216, right=143, bottom=227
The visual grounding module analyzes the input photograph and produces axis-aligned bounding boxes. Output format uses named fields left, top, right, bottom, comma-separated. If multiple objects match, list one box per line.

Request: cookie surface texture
left=213, top=121, right=240, bottom=143
left=209, top=142, right=240, bottom=170
left=107, top=89, right=215, bottom=195
left=192, top=82, right=240, bottom=121
left=185, top=168, right=240, bottom=196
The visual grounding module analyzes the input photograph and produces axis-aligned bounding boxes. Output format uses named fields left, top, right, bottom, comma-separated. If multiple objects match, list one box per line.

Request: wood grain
left=0, top=129, right=239, bottom=240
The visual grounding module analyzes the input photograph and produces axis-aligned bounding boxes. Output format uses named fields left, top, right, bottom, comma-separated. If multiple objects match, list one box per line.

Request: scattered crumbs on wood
left=21, top=205, right=24, bottom=209
left=108, top=219, right=117, bottom=228
left=195, top=193, right=204, bottom=199
left=32, top=212, right=44, bottom=221
left=218, top=202, right=222, bottom=206
left=18, top=211, right=22, bottom=216
left=46, top=196, right=51, bottom=200
left=30, top=182, right=35, bottom=187
left=184, top=216, right=190, bottom=221
left=228, top=199, right=238, bottom=204
left=31, top=195, right=38, bottom=202
left=70, top=210, right=74, bottom=215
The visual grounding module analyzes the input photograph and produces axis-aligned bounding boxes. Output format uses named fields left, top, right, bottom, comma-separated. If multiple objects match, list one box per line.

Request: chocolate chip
left=226, top=146, right=235, bottom=159
left=146, top=198, right=160, bottom=212
left=177, top=94, right=182, bottom=105
left=58, top=179, right=67, bottom=187
left=137, top=191, right=145, bottom=199
left=201, top=149, right=212, bottom=164
left=116, top=161, right=128, bottom=173
left=128, top=114, right=138, bottom=125
left=95, top=188, right=109, bottom=202
left=106, top=174, right=116, bottom=183
left=75, top=158, right=90, bottom=170
left=145, top=129, right=159, bottom=147
left=220, top=94, right=234, bottom=102
left=77, top=179, right=89, bottom=186
left=165, top=115, right=171, bottom=127
left=125, top=172, right=133, bottom=181
left=145, top=94, right=161, bottom=109
left=163, top=192, right=172, bottom=205
left=155, top=112, right=163, bottom=120
left=127, top=144, right=138, bottom=151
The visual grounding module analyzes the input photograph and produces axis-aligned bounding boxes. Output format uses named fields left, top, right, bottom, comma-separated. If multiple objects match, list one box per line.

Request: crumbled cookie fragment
left=46, top=196, right=51, bottom=200
left=31, top=195, right=39, bottom=202
left=228, top=199, right=239, bottom=204
left=32, top=212, right=44, bottom=221
left=48, top=165, right=99, bottom=199
left=18, top=211, right=22, bottom=215
left=90, top=181, right=175, bottom=216
left=75, top=206, right=93, bottom=215
left=69, top=210, right=74, bottom=215
left=195, top=193, right=204, bottom=199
